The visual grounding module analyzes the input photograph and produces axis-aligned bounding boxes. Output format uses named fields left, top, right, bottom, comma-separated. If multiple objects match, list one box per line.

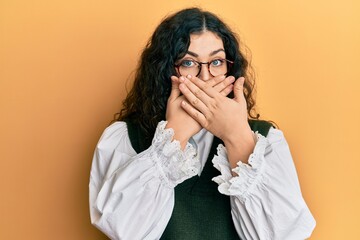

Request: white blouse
left=89, top=121, right=316, bottom=240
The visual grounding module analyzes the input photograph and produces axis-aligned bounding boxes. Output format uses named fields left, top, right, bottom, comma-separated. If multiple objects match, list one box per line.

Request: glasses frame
left=175, top=58, right=234, bottom=77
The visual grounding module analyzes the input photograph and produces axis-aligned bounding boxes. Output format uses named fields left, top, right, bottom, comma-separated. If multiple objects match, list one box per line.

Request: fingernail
left=187, top=75, right=192, bottom=79
left=179, top=76, right=185, bottom=82
left=182, top=101, right=186, bottom=106
left=229, top=76, right=235, bottom=82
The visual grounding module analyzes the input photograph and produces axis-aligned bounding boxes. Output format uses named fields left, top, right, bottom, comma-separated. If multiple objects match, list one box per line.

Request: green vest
left=125, top=119, right=273, bottom=240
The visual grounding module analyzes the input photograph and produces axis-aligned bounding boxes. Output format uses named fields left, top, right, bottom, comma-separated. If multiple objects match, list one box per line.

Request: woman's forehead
left=188, top=31, right=224, bottom=57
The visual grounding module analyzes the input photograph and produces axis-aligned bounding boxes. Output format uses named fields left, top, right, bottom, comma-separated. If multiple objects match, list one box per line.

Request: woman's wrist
left=165, top=122, right=190, bottom=150
left=223, top=127, right=255, bottom=168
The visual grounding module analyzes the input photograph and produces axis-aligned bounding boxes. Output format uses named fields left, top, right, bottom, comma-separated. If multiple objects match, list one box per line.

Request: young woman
left=89, top=8, right=316, bottom=240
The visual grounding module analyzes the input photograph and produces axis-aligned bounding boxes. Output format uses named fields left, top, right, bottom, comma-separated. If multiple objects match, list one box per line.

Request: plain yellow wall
left=1, top=0, right=359, bottom=239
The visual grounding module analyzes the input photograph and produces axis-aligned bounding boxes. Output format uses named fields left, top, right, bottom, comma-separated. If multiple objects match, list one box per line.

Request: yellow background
left=1, top=0, right=359, bottom=239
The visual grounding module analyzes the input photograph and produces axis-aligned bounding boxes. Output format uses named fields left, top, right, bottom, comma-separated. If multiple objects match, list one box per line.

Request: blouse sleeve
left=212, top=127, right=316, bottom=240
left=89, top=121, right=199, bottom=240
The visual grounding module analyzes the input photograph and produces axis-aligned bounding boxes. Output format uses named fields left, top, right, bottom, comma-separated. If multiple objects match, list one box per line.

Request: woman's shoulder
left=99, top=121, right=127, bottom=142
left=267, top=126, right=285, bottom=145
left=96, top=121, right=136, bottom=155
left=248, top=119, right=275, bottom=137
left=248, top=119, right=285, bottom=145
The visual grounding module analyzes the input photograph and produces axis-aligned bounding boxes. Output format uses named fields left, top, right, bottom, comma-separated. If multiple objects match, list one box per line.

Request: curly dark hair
left=115, top=8, right=260, bottom=139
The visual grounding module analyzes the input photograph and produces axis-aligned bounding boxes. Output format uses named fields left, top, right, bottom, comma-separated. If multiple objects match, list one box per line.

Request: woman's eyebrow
left=186, top=51, right=199, bottom=57
left=186, top=49, right=225, bottom=57
left=210, top=49, right=225, bottom=56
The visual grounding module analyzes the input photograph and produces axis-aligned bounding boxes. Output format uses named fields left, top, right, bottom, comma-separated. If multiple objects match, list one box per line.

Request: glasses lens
left=177, top=59, right=232, bottom=77
left=209, top=59, right=228, bottom=76
left=178, top=61, right=200, bottom=77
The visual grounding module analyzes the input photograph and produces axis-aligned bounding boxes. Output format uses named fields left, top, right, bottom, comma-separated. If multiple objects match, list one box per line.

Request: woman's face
left=177, top=31, right=226, bottom=81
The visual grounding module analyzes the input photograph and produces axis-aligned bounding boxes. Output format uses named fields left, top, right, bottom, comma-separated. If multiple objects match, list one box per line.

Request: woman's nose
left=198, top=64, right=211, bottom=81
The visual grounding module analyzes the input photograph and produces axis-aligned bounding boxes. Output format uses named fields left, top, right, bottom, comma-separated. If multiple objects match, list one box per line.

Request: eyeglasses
left=175, top=58, right=234, bottom=77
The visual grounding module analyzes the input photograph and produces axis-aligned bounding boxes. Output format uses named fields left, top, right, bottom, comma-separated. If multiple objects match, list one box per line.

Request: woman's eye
left=211, top=59, right=224, bottom=67
left=181, top=60, right=195, bottom=67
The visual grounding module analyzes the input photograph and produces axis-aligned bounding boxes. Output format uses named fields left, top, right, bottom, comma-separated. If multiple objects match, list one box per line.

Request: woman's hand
left=166, top=75, right=234, bottom=149
left=178, top=76, right=255, bottom=167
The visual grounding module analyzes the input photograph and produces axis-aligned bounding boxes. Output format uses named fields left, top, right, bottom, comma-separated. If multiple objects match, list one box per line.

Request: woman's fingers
left=180, top=101, right=207, bottom=127
left=233, top=77, right=245, bottom=103
left=179, top=81, right=210, bottom=116
left=179, top=76, right=212, bottom=105
left=168, top=76, right=181, bottom=102
left=187, top=74, right=225, bottom=89
left=220, top=84, right=234, bottom=96
left=213, top=76, right=235, bottom=93
left=177, top=74, right=236, bottom=118
left=184, top=74, right=235, bottom=97
left=184, top=75, right=218, bottom=98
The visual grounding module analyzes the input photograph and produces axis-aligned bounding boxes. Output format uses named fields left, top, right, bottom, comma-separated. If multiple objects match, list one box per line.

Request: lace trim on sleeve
left=149, top=121, right=200, bottom=188
left=212, top=132, right=268, bottom=203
